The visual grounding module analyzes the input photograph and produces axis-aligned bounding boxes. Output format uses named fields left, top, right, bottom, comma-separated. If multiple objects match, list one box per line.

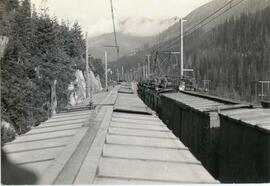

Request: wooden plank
left=108, top=128, right=175, bottom=139
left=103, top=144, right=198, bottom=163
left=3, top=137, right=69, bottom=153
left=112, top=113, right=159, bottom=121
left=110, top=122, right=169, bottom=131
left=98, top=158, right=217, bottom=183
left=7, top=147, right=63, bottom=164
left=105, top=134, right=186, bottom=149
left=111, top=117, right=163, bottom=125
left=12, top=130, right=78, bottom=143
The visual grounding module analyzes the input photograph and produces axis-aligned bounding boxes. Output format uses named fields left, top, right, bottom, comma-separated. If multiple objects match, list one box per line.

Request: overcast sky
left=32, top=0, right=212, bottom=37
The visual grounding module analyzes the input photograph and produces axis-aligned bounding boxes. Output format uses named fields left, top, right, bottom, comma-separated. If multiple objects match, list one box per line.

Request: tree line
left=1, top=0, right=103, bottom=144
left=112, top=6, right=270, bottom=102
left=183, top=6, right=270, bottom=101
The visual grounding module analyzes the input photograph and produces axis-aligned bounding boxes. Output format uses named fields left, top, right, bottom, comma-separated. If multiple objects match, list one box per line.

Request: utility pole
left=146, top=54, right=151, bottom=79
left=180, top=18, right=184, bottom=78
left=142, top=64, right=145, bottom=80
left=117, top=68, right=119, bottom=82
left=89, top=56, right=93, bottom=104
left=103, top=44, right=119, bottom=87
left=85, top=32, right=90, bottom=98
left=110, top=0, right=120, bottom=59
left=179, top=18, right=187, bottom=78
left=145, top=63, right=148, bottom=79
left=138, top=63, right=140, bottom=81
left=121, top=66, right=124, bottom=80
left=144, top=64, right=146, bottom=79
left=105, top=50, right=108, bottom=91
left=134, top=68, right=136, bottom=81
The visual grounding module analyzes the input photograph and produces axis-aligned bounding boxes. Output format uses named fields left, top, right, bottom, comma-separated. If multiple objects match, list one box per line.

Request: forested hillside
left=1, top=0, right=89, bottom=143
left=111, top=4, right=270, bottom=102
left=88, top=32, right=154, bottom=62
left=136, top=0, right=270, bottom=53
left=183, top=6, right=270, bottom=101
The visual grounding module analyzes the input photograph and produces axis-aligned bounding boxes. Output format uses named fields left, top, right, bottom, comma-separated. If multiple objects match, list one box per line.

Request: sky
left=31, top=0, right=212, bottom=38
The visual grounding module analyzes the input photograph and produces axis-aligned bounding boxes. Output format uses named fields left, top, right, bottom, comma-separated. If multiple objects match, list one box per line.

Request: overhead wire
left=162, top=0, right=235, bottom=50
left=158, top=0, right=247, bottom=50
left=149, top=0, right=247, bottom=79
left=183, top=0, right=234, bottom=36
left=110, top=0, right=120, bottom=59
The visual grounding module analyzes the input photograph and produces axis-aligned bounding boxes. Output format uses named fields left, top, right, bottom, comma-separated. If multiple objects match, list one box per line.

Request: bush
left=1, top=126, right=16, bottom=145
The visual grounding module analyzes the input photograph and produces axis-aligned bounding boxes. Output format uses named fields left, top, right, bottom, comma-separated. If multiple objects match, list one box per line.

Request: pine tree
left=1, top=0, right=96, bottom=142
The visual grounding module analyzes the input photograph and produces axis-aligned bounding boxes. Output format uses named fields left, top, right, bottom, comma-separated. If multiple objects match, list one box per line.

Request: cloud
left=118, top=17, right=178, bottom=36
left=31, top=0, right=212, bottom=37
left=87, top=16, right=178, bottom=37
left=88, top=17, right=115, bottom=37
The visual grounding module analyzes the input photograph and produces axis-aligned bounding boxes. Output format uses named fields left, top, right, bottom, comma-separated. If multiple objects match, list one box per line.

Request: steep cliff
left=68, top=70, right=103, bottom=106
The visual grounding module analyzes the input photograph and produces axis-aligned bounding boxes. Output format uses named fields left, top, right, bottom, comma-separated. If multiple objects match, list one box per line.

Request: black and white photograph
left=1, top=0, right=270, bottom=184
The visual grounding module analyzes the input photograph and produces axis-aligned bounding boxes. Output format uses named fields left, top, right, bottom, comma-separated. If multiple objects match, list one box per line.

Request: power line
left=149, top=0, right=247, bottom=79
left=110, top=0, right=120, bottom=59
left=159, top=0, right=247, bottom=50
left=184, top=0, right=234, bottom=36
left=187, top=0, right=246, bottom=35
left=165, top=0, right=233, bottom=49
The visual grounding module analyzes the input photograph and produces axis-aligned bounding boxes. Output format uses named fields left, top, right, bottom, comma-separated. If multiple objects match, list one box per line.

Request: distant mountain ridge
left=88, top=32, right=154, bottom=62
left=110, top=0, right=270, bottom=69
left=88, top=16, right=179, bottom=61
left=89, top=0, right=270, bottom=63
left=149, top=0, right=270, bottom=48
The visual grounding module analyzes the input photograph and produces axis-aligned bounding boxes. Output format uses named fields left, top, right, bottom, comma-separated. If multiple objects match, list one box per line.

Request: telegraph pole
left=103, top=44, right=119, bottom=87
left=138, top=63, right=140, bottom=81
left=145, top=63, right=148, bottom=79
left=143, top=64, right=146, bottom=79
left=121, top=66, right=124, bottom=80
left=85, top=32, right=90, bottom=98
left=146, top=54, right=151, bottom=79
left=105, top=50, right=108, bottom=91
left=180, top=18, right=189, bottom=79
left=180, top=18, right=184, bottom=78
left=110, top=0, right=120, bottom=59
left=89, top=56, right=93, bottom=104
left=117, top=68, right=119, bottom=82
left=142, top=64, right=145, bottom=80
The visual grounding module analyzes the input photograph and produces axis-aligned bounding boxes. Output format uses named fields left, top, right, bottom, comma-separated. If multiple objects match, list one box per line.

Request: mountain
left=90, top=0, right=270, bottom=63
left=112, top=0, right=270, bottom=66
left=88, top=16, right=180, bottom=62
left=88, top=32, right=154, bottom=62
left=183, top=0, right=270, bottom=32
left=147, top=0, right=270, bottom=49
left=117, top=16, right=180, bottom=37
left=109, top=0, right=270, bottom=103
